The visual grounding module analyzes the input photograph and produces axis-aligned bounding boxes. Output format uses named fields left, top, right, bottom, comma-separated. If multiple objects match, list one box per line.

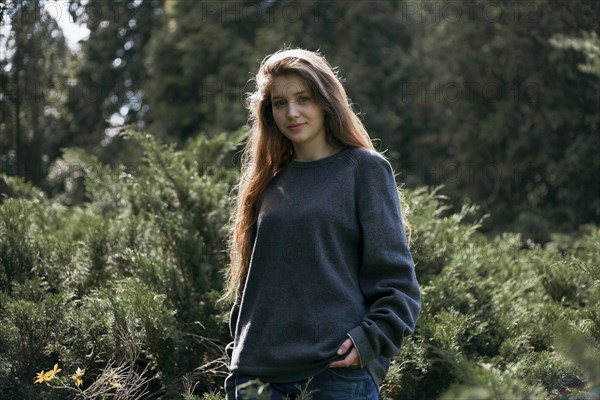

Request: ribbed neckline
left=289, top=146, right=352, bottom=169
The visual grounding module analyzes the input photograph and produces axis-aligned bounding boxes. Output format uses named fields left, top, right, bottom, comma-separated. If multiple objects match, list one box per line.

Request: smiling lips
left=287, top=123, right=306, bottom=131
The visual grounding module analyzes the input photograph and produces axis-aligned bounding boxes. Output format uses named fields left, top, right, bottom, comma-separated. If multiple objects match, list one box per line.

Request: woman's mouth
left=287, top=123, right=306, bottom=131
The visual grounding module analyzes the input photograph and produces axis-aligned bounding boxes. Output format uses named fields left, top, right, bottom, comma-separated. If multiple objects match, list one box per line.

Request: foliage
left=2, top=0, right=598, bottom=398
left=2, top=0, right=598, bottom=238
left=139, top=0, right=600, bottom=238
left=0, top=0, right=73, bottom=186
left=64, top=0, right=166, bottom=164
left=411, top=0, right=600, bottom=237
left=550, top=31, right=600, bottom=77
left=379, top=192, right=600, bottom=400
left=1, top=131, right=599, bottom=398
left=0, top=130, right=242, bottom=398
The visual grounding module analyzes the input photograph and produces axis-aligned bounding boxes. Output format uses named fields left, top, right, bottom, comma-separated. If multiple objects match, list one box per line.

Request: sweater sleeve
left=347, top=152, right=421, bottom=367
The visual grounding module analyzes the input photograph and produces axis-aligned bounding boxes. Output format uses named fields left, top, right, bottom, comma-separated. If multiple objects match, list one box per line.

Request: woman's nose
left=287, top=102, right=300, bottom=118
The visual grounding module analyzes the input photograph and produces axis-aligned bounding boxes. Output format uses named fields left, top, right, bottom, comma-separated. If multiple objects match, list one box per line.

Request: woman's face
left=270, top=74, right=326, bottom=151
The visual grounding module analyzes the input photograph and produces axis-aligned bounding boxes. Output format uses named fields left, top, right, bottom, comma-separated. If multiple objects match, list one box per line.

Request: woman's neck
left=292, top=144, right=342, bottom=162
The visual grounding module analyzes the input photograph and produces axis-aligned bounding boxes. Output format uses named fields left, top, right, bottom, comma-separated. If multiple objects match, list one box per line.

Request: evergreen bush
left=0, top=132, right=597, bottom=399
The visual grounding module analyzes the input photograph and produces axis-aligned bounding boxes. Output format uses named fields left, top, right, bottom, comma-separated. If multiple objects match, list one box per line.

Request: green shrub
left=0, top=199, right=39, bottom=290
left=1, top=134, right=598, bottom=399
left=405, top=187, right=485, bottom=283
left=0, top=278, right=76, bottom=393
left=382, top=187, right=599, bottom=399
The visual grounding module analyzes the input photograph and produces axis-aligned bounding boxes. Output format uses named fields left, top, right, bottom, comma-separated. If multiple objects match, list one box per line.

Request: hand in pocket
left=329, top=338, right=361, bottom=368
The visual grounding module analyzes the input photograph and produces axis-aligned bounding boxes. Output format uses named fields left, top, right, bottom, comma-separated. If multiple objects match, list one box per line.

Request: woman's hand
left=329, top=338, right=361, bottom=368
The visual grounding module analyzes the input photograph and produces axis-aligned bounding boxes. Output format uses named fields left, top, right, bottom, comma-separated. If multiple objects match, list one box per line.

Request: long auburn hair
left=224, top=48, right=400, bottom=302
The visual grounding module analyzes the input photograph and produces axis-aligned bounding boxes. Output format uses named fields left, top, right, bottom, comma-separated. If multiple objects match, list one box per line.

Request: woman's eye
left=273, top=100, right=285, bottom=108
left=298, top=96, right=310, bottom=103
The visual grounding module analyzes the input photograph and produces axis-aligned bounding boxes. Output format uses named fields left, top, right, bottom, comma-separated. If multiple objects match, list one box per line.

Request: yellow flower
left=34, top=363, right=62, bottom=384
left=71, top=367, right=85, bottom=388
left=34, top=370, right=46, bottom=384
left=45, top=363, right=62, bottom=380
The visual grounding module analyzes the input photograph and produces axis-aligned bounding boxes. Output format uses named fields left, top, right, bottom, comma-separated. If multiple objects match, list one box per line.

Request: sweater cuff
left=347, top=326, right=376, bottom=367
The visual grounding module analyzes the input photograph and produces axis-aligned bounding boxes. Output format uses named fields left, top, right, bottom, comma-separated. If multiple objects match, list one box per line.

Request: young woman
left=224, top=48, right=421, bottom=400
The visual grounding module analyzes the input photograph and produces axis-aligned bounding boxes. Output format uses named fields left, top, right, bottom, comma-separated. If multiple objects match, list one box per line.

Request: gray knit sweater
left=225, top=146, right=421, bottom=396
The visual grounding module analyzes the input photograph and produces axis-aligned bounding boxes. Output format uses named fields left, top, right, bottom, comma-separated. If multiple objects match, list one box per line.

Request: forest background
left=0, top=0, right=599, bottom=399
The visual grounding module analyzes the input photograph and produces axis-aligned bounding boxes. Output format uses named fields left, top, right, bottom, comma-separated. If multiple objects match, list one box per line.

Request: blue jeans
left=233, top=367, right=378, bottom=400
